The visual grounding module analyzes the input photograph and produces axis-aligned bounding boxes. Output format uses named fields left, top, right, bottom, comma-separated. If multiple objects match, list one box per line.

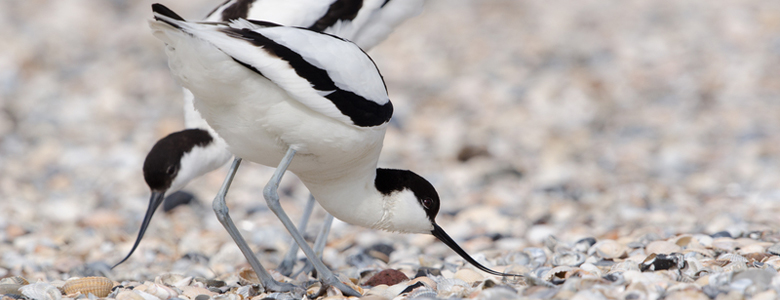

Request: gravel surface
left=3, top=0, right=780, bottom=299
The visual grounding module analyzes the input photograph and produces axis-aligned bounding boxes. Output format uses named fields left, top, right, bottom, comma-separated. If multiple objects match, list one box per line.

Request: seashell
left=609, top=261, right=640, bottom=273
left=432, top=277, right=470, bottom=298
left=135, top=282, right=179, bottom=300
left=259, top=292, right=295, bottom=300
left=524, top=248, right=547, bottom=267
left=0, top=276, right=29, bottom=286
left=532, top=267, right=551, bottom=279
left=645, top=241, right=681, bottom=255
left=665, top=289, right=709, bottom=300
left=0, top=283, right=23, bottom=296
left=235, top=285, right=260, bottom=298
left=542, top=266, right=574, bottom=283
left=238, top=268, right=261, bottom=286
left=578, top=263, right=602, bottom=278
left=673, top=235, right=693, bottom=247
left=682, top=246, right=715, bottom=258
left=156, top=274, right=192, bottom=288
left=682, top=256, right=703, bottom=277
left=408, top=276, right=437, bottom=290
left=20, top=282, right=62, bottom=300
left=364, top=284, right=389, bottom=298
left=589, top=240, right=626, bottom=259
left=692, top=235, right=713, bottom=247
left=722, top=261, right=748, bottom=273
left=551, top=251, right=585, bottom=267
left=573, top=237, right=597, bottom=253
left=408, top=288, right=437, bottom=299
left=712, top=238, right=738, bottom=251
left=62, top=277, right=114, bottom=297
left=116, top=291, right=147, bottom=300
left=179, top=286, right=216, bottom=299
left=454, top=269, right=484, bottom=284
left=543, top=235, right=565, bottom=252
left=502, top=252, right=530, bottom=266
left=717, top=253, right=748, bottom=263
left=213, top=293, right=241, bottom=300
left=736, top=243, right=770, bottom=255
left=767, top=243, right=780, bottom=255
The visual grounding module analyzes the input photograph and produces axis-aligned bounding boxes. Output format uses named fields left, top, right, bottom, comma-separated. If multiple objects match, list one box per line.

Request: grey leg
left=263, top=148, right=361, bottom=297
left=295, top=213, right=334, bottom=277
left=277, top=194, right=316, bottom=277
left=212, top=158, right=301, bottom=294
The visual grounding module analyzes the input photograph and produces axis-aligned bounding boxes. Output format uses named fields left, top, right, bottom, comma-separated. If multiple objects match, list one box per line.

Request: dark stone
left=363, top=269, right=409, bottom=287
left=711, top=231, right=732, bottom=238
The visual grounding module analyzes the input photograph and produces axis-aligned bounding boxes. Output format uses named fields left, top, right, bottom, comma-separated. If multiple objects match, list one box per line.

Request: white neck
left=298, top=165, right=433, bottom=234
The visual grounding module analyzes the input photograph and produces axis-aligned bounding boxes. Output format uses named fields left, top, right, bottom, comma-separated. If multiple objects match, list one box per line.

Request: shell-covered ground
left=3, top=0, right=780, bottom=299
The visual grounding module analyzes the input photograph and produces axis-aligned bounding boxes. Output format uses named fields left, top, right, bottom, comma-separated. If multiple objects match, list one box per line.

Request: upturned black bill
left=112, top=191, right=165, bottom=269
left=431, top=223, right=521, bottom=277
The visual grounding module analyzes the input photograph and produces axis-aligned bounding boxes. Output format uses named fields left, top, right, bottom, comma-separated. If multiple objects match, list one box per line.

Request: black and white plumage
left=140, top=2, right=518, bottom=296
left=117, top=0, right=424, bottom=273
left=143, top=0, right=424, bottom=201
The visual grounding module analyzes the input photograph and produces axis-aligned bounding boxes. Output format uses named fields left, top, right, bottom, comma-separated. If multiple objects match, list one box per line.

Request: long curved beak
left=112, top=191, right=166, bottom=269
left=431, top=223, right=520, bottom=277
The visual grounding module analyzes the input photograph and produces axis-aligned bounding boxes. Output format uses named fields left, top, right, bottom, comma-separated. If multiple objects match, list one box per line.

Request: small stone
left=364, top=269, right=409, bottom=287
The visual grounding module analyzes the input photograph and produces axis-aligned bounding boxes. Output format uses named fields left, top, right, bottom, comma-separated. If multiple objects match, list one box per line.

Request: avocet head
left=376, top=169, right=519, bottom=277
left=113, top=128, right=214, bottom=268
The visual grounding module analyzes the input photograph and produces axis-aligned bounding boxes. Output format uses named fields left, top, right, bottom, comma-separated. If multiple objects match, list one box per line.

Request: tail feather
left=152, top=3, right=186, bottom=29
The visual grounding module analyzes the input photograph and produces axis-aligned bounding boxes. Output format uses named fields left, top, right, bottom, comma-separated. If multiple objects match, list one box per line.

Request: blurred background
left=2, top=0, right=780, bottom=281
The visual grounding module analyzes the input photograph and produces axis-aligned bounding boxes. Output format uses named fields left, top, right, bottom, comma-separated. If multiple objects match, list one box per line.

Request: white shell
left=19, top=282, right=62, bottom=300
left=645, top=241, right=681, bottom=255
left=136, top=282, right=179, bottom=300
left=589, top=240, right=626, bottom=259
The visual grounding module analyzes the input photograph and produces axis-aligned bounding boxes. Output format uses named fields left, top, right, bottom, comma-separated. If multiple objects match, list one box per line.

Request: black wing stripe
left=308, top=0, right=363, bottom=32
left=221, top=0, right=256, bottom=21
left=220, top=27, right=392, bottom=127
left=152, top=3, right=186, bottom=29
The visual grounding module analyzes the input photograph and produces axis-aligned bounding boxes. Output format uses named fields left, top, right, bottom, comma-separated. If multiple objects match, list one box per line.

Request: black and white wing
left=203, top=0, right=425, bottom=50
left=151, top=4, right=392, bottom=127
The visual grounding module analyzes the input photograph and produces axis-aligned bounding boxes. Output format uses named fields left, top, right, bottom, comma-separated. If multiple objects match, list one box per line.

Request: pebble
left=363, top=269, right=409, bottom=287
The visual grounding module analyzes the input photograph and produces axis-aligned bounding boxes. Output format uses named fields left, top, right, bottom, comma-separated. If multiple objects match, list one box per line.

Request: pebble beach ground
left=3, top=0, right=780, bottom=299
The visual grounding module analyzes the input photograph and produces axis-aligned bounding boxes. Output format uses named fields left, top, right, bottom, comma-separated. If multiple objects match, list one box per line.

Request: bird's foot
left=316, top=276, right=361, bottom=298
left=263, top=280, right=305, bottom=298
left=276, top=260, right=295, bottom=277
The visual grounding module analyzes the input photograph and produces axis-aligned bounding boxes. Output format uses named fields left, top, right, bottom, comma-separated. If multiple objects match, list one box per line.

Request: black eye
left=166, top=165, right=177, bottom=175
left=422, top=198, right=433, bottom=209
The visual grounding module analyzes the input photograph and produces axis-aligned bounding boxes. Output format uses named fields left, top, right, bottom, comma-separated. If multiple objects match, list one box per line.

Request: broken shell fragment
left=551, top=251, right=586, bottom=267
left=20, top=282, right=62, bottom=300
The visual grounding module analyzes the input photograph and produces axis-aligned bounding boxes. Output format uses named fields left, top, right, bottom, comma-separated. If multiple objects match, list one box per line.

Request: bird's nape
left=431, top=223, right=522, bottom=277
left=112, top=190, right=166, bottom=269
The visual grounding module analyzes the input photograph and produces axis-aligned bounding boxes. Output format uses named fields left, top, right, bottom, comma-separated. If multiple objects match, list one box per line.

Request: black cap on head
left=114, top=129, right=212, bottom=269
left=142, top=129, right=213, bottom=191
left=375, top=168, right=520, bottom=278
left=375, top=168, right=440, bottom=223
